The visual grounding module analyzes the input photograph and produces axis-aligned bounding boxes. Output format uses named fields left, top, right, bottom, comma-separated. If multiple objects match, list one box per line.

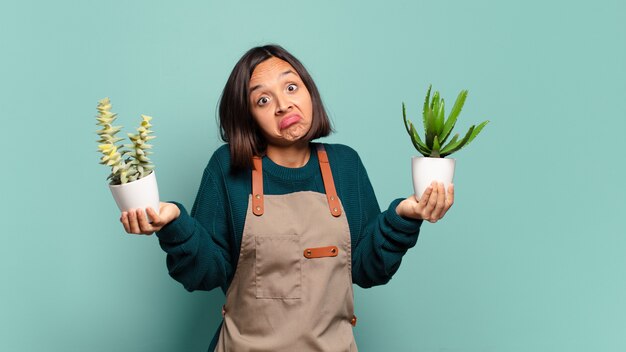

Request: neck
left=266, top=142, right=311, bottom=168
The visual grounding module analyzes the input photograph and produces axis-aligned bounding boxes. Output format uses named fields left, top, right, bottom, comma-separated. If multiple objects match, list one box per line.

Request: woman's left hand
left=395, top=181, right=454, bottom=223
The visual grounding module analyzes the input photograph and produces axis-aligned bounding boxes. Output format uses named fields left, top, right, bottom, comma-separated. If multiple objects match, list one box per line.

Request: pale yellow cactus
left=96, top=98, right=128, bottom=184
left=96, top=98, right=156, bottom=185
left=123, top=114, right=157, bottom=182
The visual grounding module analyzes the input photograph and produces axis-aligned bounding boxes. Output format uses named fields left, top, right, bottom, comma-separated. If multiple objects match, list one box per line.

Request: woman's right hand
left=120, top=201, right=181, bottom=235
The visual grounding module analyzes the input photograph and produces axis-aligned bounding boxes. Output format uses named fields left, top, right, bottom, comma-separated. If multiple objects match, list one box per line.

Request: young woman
left=121, top=44, right=454, bottom=352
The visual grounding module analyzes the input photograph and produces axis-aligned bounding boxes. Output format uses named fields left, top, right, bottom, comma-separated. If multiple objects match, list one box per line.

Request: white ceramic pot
left=109, top=171, right=160, bottom=222
left=411, top=157, right=455, bottom=200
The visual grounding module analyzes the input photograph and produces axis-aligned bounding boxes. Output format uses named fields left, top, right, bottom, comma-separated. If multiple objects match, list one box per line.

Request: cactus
left=96, top=98, right=156, bottom=185
left=122, top=115, right=156, bottom=182
left=402, top=85, right=489, bottom=158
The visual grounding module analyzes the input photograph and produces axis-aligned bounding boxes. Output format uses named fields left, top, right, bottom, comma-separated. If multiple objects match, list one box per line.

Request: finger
left=431, top=182, right=446, bottom=219
left=440, top=183, right=455, bottom=217
left=128, top=209, right=141, bottom=234
left=136, top=209, right=154, bottom=235
left=446, top=183, right=455, bottom=207
left=120, top=212, right=130, bottom=233
left=419, top=185, right=434, bottom=205
left=424, top=184, right=439, bottom=218
left=420, top=189, right=437, bottom=221
left=146, top=207, right=163, bottom=227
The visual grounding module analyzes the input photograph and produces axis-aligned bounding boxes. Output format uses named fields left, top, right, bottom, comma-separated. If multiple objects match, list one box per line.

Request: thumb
left=145, top=207, right=162, bottom=224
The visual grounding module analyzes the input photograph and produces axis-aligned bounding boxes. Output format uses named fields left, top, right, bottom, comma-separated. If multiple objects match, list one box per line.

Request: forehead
left=249, top=57, right=299, bottom=86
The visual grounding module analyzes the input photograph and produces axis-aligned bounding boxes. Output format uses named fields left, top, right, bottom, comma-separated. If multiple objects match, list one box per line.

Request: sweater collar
left=262, top=143, right=319, bottom=181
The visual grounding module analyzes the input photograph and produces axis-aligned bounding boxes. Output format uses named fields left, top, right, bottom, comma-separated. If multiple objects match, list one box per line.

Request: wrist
left=387, top=198, right=424, bottom=233
left=395, top=199, right=422, bottom=220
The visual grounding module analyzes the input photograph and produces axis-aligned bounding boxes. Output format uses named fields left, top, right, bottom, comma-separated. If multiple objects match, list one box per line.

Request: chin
left=281, top=126, right=310, bottom=140
left=270, top=135, right=308, bottom=147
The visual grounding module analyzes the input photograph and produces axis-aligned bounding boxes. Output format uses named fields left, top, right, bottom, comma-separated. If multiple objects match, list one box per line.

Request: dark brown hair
left=218, top=44, right=332, bottom=171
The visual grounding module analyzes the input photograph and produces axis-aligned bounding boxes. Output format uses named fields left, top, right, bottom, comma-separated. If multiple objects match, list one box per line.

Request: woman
left=121, top=44, right=454, bottom=352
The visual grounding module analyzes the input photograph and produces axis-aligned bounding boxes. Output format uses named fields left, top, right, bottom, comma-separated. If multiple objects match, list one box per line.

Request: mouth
left=279, top=114, right=302, bottom=130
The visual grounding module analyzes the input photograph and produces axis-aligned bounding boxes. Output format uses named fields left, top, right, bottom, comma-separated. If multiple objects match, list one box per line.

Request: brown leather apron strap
left=252, top=156, right=264, bottom=216
left=250, top=145, right=341, bottom=217
left=316, top=144, right=342, bottom=217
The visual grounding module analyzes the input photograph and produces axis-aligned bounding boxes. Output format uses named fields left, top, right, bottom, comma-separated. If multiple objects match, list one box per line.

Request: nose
left=274, top=93, right=292, bottom=115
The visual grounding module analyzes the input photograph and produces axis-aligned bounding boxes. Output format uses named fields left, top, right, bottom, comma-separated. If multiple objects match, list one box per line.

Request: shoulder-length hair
left=218, top=44, right=333, bottom=171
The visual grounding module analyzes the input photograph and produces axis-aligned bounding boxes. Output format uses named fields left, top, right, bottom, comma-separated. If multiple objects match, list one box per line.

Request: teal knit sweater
left=155, top=142, right=422, bottom=348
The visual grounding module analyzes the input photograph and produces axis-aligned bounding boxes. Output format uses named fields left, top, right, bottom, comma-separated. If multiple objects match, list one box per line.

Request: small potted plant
left=96, top=97, right=160, bottom=221
left=402, top=85, right=489, bottom=199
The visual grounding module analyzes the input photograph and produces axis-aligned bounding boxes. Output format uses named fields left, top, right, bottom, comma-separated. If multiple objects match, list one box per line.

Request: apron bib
left=215, top=144, right=358, bottom=352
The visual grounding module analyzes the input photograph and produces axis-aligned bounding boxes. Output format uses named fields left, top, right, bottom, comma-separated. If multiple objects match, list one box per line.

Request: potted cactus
left=96, top=97, right=160, bottom=221
left=402, top=85, right=489, bottom=199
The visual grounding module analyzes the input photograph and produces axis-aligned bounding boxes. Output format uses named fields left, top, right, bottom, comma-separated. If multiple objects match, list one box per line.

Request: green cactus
left=402, top=85, right=489, bottom=158
left=96, top=98, right=156, bottom=185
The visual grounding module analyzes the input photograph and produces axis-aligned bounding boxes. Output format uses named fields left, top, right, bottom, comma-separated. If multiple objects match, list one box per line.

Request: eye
left=287, top=84, right=298, bottom=92
left=256, top=96, right=270, bottom=106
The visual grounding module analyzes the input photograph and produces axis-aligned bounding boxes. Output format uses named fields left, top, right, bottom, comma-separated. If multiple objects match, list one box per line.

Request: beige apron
left=215, top=144, right=358, bottom=352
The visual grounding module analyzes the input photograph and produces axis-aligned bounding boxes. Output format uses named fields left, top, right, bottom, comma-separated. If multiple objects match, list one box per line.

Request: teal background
left=1, top=0, right=625, bottom=351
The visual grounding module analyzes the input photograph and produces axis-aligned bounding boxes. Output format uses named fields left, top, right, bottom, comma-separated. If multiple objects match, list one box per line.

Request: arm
left=154, top=157, right=235, bottom=292
left=350, top=158, right=424, bottom=288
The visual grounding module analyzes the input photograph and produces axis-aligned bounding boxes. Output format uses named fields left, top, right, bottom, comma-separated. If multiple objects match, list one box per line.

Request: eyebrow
left=249, top=70, right=297, bottom=94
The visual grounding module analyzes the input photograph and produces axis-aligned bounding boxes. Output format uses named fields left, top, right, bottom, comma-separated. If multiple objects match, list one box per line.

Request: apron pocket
left=255, top=235, right=302, bottom=299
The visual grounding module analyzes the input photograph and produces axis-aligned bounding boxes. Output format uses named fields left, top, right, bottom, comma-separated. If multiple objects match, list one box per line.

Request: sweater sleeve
left=350, top=153, right=423, bottom=288
left=155, top=154, right=234, bottom=293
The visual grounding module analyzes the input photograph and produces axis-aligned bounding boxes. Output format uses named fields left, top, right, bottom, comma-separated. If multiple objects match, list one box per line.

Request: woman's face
left=248, top=57, right=313, bottom=147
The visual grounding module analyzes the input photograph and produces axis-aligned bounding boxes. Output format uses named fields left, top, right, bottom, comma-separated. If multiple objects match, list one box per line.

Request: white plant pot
left=109, top=171, right=160, bottom=223
left=411, top=157, right=455, bottom=200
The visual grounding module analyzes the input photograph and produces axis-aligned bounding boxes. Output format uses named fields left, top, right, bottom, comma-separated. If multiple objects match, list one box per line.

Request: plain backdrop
left=1, top=0, right=625, bottom=351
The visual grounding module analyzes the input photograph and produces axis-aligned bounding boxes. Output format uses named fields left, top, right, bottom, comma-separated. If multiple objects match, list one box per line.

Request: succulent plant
left=402, top=85, right=489, bottom=158
left=122, top=115, right=156, bottom=182
left=96, top=98, right=156, bottom=185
